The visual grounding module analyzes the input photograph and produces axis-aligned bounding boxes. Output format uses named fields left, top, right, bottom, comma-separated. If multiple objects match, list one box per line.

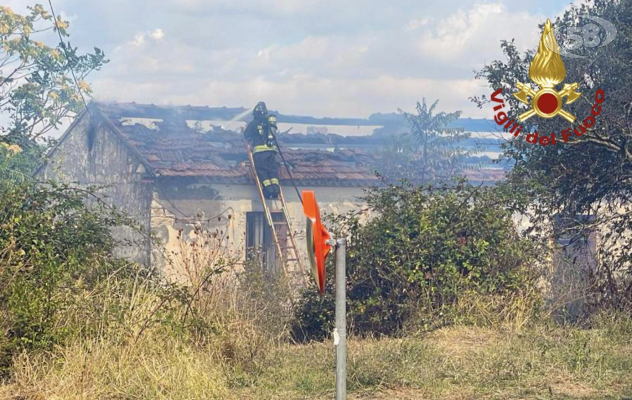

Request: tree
left=377, top=99, right=472, bottom=183
left=473, top=0, right=632, bottom=310
left=0, top=4, right=107, bottom=146
left=0, top=141, right=36, bottom=184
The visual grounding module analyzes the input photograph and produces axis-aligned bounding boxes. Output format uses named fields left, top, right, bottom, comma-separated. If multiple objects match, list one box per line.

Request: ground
left=236, top=326, right=632, bottom=399
left=4, top=323, right=631, bottom=400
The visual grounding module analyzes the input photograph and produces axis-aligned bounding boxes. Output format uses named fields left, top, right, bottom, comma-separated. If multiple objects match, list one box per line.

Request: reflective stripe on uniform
left=253, top=144, right=277, bottom=153
left=262, top=179, right=272, bottom=187
left=270, top=178, right=279, bottom=185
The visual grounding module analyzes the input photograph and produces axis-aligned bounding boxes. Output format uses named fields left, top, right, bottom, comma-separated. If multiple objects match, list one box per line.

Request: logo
left=550, top=16, right=617, bottom=59
left=514, top=19, right=581, bottom=123
left=489, top=19, right=607, bottom=146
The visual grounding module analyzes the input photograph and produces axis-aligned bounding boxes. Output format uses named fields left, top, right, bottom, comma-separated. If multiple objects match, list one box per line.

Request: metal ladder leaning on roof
left=245, top=142, right=307, bottom=286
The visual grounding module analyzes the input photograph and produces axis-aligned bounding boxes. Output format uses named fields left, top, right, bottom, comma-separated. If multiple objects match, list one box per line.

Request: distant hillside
left=448, top=118, right=497, bottom=132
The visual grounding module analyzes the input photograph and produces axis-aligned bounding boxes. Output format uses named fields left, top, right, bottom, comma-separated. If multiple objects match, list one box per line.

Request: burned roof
left=89, top=101, right=505, bottom=186
left=92, top=101, right=381, bottom=186
left=93, top=101, right=378, bottom=126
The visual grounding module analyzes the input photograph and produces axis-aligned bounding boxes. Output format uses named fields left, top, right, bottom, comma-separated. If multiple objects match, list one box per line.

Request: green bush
left=0, top=180, right=137, bottom=366
left=293, top=181, right=542, bottom=339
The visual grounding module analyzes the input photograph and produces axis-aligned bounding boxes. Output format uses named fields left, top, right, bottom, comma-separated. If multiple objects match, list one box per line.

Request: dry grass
left=0, top=222, right=293, bottom=400
left=236, top=323, right=632, bottom=399
left=1, top=320, right=631, bottom=399
left=1, top=226, right=631, bottom=399
left=448, top=287, right=543, bottom=331
left=6, top=335, right=230, bottom=400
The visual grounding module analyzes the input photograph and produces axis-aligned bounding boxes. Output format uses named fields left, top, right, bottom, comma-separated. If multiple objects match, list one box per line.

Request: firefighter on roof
left=244, top=102, right=281, bottom=199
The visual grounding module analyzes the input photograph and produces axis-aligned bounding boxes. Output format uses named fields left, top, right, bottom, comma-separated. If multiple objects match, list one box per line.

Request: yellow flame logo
left=514, top=19, right=582, bottom=123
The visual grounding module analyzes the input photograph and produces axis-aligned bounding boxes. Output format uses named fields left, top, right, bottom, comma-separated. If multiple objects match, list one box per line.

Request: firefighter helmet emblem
left=513, top=19, right=582, bottom=123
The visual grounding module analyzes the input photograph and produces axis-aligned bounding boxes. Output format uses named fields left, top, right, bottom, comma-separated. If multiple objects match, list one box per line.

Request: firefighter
left=244, top=102, right=281, bottom=199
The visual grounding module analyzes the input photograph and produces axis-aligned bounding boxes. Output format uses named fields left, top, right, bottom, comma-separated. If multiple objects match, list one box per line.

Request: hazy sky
left=10, top=0, right=577, bottom=118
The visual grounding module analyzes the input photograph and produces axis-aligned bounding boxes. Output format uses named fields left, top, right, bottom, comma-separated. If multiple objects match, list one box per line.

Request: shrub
left=0, top=180, right=143, bottom=367
left=294, top=181, right=542, bottom=339
left=0, top=178, right=295, bottom=379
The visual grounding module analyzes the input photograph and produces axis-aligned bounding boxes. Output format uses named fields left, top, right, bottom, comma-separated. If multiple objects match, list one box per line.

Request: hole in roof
left=121, top=118, right=162, bottom=130
left=185, top=120, right=246, bottom=133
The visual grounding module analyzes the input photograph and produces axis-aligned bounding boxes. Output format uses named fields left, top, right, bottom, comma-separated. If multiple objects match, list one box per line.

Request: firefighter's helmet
left=253, top=101, right=268, bottom=120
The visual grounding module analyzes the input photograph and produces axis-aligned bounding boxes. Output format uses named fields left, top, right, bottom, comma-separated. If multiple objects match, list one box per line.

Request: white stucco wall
left=150, top=181, right=367, bottom=282
left=39, top=113, right=152, bottom=265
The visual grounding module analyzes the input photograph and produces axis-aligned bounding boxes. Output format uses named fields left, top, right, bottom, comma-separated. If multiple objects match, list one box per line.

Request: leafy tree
left=0, top=141, right=41, bottom=185
left=473, top=0, right=632, bottom=310
left=0, top=4, right=107, bottom=146
left=377, top=100, right=473, bottom=183
left=402, top=99, right=472, bottom=179
left=293, top=181, right=541, bottom=339
left=374, top=133, right=423, bottom=182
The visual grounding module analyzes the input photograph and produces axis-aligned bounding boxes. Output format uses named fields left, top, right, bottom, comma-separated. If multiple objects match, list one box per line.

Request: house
left=38, top=101, right=505, bottom=282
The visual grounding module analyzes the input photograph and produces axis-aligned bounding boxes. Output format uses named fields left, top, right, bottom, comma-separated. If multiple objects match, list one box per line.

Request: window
left=246, top=211, right=286, bottom=274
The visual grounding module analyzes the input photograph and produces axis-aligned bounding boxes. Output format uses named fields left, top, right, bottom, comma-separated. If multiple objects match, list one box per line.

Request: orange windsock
left=302, top=190, right=331, bottom=295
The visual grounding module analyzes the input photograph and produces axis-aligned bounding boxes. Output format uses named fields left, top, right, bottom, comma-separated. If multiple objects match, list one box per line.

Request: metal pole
left=334, top=237, right=347, bottom=400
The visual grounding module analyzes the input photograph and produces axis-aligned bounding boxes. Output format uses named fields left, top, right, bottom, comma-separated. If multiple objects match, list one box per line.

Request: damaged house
left=38, top=102, right=503, bottom=281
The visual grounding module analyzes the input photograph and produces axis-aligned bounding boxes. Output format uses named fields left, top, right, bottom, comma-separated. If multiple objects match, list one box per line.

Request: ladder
left=245, top=143, right=307, bottom=286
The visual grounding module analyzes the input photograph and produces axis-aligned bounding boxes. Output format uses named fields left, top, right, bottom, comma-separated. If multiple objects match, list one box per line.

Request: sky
left=9, top=0, right=578, bottom=119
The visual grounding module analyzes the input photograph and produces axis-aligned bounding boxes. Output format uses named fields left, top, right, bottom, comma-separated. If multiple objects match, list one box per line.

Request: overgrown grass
left=3, top=315, right=632, bottom=399
left=7, top=335, right=230, bottom=400
left=2, top=234, right=631, bottom=399
left=236, top=319, right=632, bottom=399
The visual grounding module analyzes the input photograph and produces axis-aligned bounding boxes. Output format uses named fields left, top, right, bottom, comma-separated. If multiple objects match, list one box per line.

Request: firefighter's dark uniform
left=244, top=114, right=280, bottom=199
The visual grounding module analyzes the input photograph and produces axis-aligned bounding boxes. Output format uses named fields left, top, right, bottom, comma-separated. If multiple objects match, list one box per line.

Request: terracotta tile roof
left=91, top=101, right=505, bottom=186
left=94, top=102, right=380, bottom=186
